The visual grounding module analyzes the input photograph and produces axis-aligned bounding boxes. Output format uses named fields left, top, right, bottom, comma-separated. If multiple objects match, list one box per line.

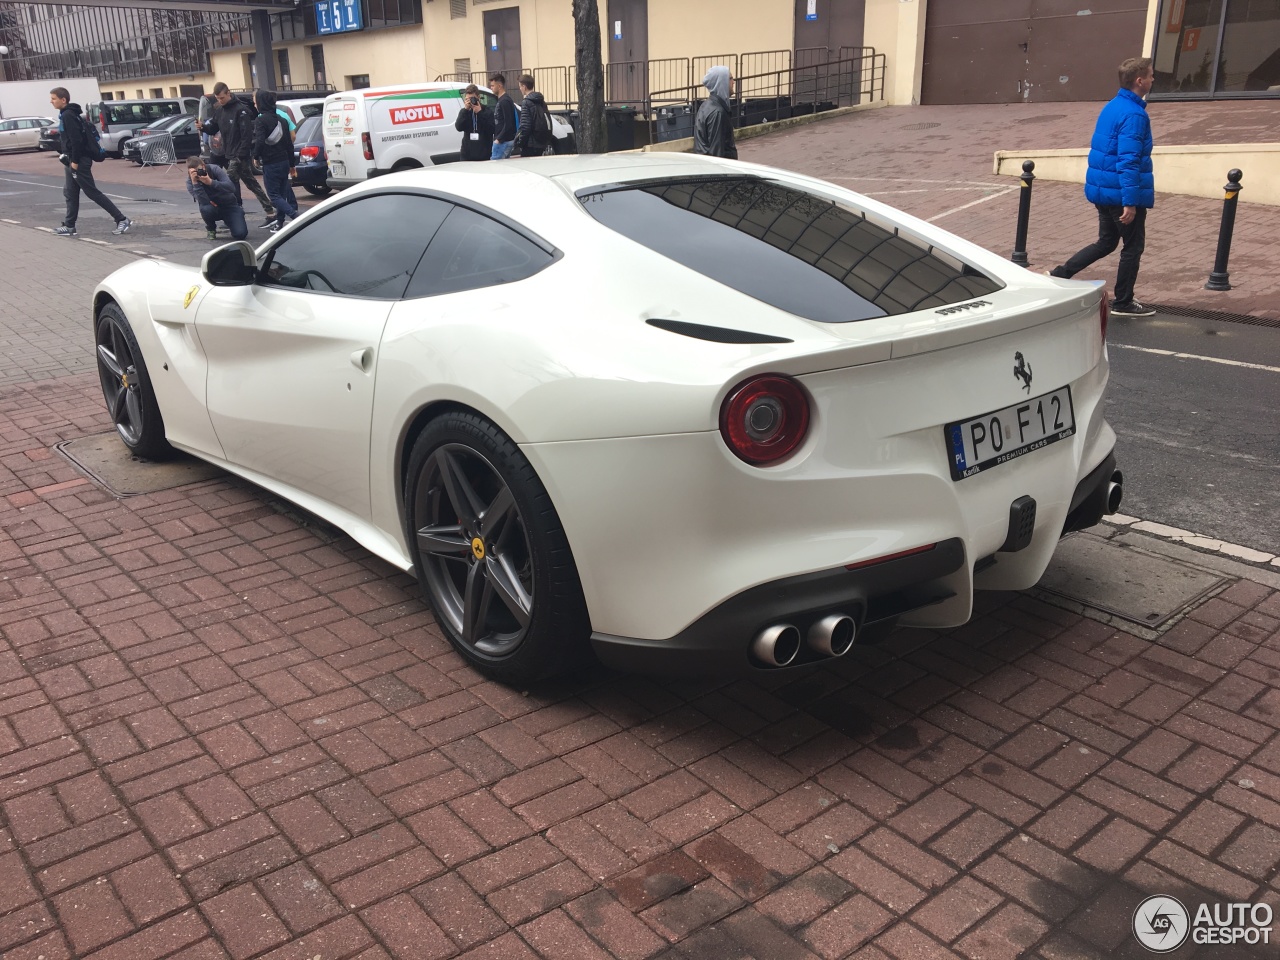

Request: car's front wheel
left=303, top=183, right=331, bottom=196
left=405, top=412, right=589, bottom=684
left=95, top=302, right=170, bottom=460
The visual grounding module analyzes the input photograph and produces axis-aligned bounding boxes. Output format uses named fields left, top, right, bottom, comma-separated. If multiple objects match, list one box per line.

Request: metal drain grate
left=903, top=122, right=941, bottom=130
left=1151, top=304, right=1280, bottom=328
left=1015, top=114, right=1068, bottom=124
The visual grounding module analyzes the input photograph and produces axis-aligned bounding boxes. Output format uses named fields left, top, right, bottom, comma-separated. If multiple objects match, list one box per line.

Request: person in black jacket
left=455, top=84, right=495, bottom=162
left=489, top=74, right=518, bottom=160
left=49, top=87, right=131, bottom=237
left=199, top=81, right=275, bottom=223
left=511, top=75, right=553, bottom=158
left=253, top=89, right=298, bottom=231
left=693, top=66, right=738, bottom=160
left=185, top=156, right=247, bottom=240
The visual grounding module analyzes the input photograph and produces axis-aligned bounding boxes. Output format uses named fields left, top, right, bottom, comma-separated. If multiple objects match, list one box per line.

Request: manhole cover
left=1038, top=535, right=1229, bottom=629
left=56, top=433, right=224, bottom=497
left=1015, top=114, right=1068, bottom=124
left=903, top=122, right=941, bottom=131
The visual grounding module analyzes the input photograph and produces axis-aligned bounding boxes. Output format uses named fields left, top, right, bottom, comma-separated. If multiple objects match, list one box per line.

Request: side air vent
left=646, top=318, right=793, bottom=344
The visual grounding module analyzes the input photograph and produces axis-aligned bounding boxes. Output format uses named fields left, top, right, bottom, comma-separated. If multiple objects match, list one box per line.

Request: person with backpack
left=252, top=89, right=298, bottom=232
left=489, top=74, right=518, bottom=160
left=199, top=81, right=275, bottom=224
left=49, top=87, right=131, bottom=237
left=512, top=75, right=553, bottom=158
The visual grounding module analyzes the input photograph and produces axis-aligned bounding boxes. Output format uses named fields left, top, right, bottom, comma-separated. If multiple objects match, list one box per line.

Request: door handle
left=350, top=347, right=373, bottom=372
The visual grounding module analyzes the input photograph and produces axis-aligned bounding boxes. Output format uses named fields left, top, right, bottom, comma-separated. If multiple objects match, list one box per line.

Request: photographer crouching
left=185, top=156, right=247, bottom=241
left=455, top=84, right=495, bottom=162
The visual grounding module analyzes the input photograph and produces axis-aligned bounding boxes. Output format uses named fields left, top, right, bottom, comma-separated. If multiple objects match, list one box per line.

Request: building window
left=1151, top=0, right=1280, bottom=97
left=450, top=0, right=467, bottom=19
left=311, top=44, right=328, bottom=87
left=349, top=73, right=370, bottom=88
left=278, top=48, right=291, bottom=87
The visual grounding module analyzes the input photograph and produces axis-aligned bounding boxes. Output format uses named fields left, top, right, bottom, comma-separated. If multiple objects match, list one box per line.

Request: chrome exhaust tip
left=752, top=624, right=801, bottom=667
left=807, top=614, right=856, bottom=657
left=1106, top=469, right=1124, bottom=514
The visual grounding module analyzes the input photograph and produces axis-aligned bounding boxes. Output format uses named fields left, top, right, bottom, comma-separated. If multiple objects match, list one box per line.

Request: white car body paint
left=95, top=154, right=1115, bottom=651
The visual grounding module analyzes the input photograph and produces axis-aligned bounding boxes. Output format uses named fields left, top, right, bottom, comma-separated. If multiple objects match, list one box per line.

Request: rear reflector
left=361, top=132, right=373, bottom=161
left=845, top=543, right=937, bottom=570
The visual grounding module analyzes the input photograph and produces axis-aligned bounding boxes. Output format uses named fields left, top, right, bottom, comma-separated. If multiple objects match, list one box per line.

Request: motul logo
left=390, top=103, right=444, bottom=125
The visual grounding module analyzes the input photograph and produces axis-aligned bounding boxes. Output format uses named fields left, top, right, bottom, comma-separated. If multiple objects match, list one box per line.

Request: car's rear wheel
left=303, top=183, right=331, bottom=196
left=95, top=302, right=170, bottom=460
left=405, top=412, right=589, bottom=684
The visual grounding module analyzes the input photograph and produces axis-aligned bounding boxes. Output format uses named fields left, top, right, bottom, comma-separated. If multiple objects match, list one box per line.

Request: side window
left=260, top=194, right=451, bottom=300
left=406, top=206, right=554, bottom=299
left=479, top=92, right=498, bottom=110
left=0, top=121, right=14, bottom=132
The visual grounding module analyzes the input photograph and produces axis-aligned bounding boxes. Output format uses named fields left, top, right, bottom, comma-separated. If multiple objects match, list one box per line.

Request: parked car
left=0, top=116, right=56, bottom=152
left=88, top=154, right=1121, bottom=684
left=322, top=82, right=575, bottom=190
left=291, top=114, right=330, bottom=196
left=121, top=114, right=200, bottom=164
left=38, top=119, right=61, bottom=152
left=275, top=97, right=327, bottom=130
left=87, top=96, right=202, bottom=157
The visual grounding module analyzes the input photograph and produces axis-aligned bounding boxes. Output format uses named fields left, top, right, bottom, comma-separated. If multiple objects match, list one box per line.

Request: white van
left=322, top=82, right=576, bottom=189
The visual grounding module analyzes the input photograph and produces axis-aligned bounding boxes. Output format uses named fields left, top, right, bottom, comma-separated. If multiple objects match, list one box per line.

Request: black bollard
left=1205, top=169, right=1243, bottom=291
left=1011, top=160, right=1035, bottom=267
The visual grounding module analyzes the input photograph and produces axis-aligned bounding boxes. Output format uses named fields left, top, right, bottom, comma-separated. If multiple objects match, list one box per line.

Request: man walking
left=200, top=82, right=275, bottom=223
left=489, top=74, right=518, bottom=160
left=49, top=87, right=131, bottom=237
left=1049, top=57, right=1156, bottom=317
left=185, top=157, right=247, bottom=241
left=693, top=66, right=737, bottom=159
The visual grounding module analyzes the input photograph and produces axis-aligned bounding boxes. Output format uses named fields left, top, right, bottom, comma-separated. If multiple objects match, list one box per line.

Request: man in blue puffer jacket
left=1049, top=57, right=1156, bottom=317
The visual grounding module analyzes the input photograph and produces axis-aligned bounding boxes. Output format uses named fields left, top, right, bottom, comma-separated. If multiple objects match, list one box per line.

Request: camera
left=196, top=167, right=208, bottom=178
left=58, top=153, right=71, bottom=166
left=466, top=95, right=479, bottom=106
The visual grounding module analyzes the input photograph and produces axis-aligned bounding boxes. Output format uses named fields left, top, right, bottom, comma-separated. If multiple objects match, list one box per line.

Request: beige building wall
left=863, top=0, right=924, bottom=106
left=646, top=0, right=793, bottom=65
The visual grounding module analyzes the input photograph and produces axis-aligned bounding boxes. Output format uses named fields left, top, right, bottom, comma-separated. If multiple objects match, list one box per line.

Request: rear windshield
left=296, top=115, right=322, bottom=142
left=100, top=102, right=184, bottom=125
left=298, top=102, right=324, bottom=118
left=579, top=176, right=1003, bottom=322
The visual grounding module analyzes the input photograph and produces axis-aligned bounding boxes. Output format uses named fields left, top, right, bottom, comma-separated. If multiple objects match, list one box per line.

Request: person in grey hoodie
left=693, top=66, right=737, bottom=159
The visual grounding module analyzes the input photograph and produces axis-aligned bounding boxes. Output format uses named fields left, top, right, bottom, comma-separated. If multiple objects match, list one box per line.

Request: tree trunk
left=572, top=0, right=606, bottom=153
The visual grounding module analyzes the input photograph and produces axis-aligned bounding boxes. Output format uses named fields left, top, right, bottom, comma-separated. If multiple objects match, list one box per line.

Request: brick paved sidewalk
left=5, top=371, right=1280, bottom=960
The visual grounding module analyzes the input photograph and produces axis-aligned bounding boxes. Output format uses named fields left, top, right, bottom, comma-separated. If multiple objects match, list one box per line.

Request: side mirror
left=202, top=241, right=257, bottom=286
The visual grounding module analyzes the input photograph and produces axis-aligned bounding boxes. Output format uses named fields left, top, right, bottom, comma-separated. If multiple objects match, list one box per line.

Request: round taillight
left=719, top=374, right=810, bottom=465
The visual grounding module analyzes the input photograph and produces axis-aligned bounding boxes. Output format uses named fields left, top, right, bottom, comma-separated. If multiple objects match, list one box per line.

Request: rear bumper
left=591, top=538, right=966, bottom=676
left=326, top=177, right=363, bottom=191
left=1062, top=449, right=1119, bottom=535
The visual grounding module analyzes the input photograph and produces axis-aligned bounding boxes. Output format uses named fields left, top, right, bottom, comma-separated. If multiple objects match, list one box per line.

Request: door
left=793, top=0, right=866, bottom=106
left=195, top=193, right=447, bottom=521
left=484, top=7, right=523, bottom=82
left=607, top=0, right=648, bottom=107
left=922, top=0, right=1147, bottom=104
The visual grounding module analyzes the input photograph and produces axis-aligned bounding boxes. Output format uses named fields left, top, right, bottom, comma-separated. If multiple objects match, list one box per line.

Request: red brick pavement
left=3, top=371, right=1280, bottom=959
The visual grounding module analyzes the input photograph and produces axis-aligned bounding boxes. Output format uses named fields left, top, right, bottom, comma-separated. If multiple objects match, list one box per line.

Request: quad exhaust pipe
left=752, top=613, right=858, bottom=667
left=808, top=614, right=856, bottom=657
left=1106, top=469, right=1124, bottom=514
left=752, top=624, right=801, bottom=667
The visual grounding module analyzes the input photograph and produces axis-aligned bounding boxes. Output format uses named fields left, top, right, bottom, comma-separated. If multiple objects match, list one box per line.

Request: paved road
left=1107, top=314, right=1280, bottom=553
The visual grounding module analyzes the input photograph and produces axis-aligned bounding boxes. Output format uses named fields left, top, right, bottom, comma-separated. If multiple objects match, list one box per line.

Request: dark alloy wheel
left=95, top=303, right=170, bottom=460
left=405, top=412, right=588, bottom=683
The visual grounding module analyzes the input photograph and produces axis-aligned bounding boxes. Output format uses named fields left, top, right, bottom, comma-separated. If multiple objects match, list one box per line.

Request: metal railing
left=431, top=46, right=885, bottom=140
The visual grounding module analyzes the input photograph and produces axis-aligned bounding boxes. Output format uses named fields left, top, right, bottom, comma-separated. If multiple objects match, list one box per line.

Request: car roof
left=328, top=82, right=469, bottom=99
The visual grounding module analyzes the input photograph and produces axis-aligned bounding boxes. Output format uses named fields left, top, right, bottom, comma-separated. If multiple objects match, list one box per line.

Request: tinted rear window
left=296, top=115, right=322, bottom=142
left=579, top=176, right=1002, bottom=322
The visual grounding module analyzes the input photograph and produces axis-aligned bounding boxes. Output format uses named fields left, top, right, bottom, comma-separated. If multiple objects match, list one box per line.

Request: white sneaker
left=113, top=218, right=131, bottom=235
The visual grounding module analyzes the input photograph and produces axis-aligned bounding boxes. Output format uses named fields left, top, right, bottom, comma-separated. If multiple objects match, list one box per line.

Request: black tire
left=391, top=159, right=423, bottom=172
left=94, top=302, right=171, bottom=460
left=552, top=133, right=578, bottom=155
left=404, top=412, right=589, bottom=684
left=303, top=183, right=331, bottom=197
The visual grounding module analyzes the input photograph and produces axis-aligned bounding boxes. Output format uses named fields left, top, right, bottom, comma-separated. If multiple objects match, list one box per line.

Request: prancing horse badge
left=183, top=285, right=199, bottom=310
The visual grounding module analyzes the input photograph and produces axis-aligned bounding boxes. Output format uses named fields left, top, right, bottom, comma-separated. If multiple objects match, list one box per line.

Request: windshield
left=579, top=176, right=1003, bottom=322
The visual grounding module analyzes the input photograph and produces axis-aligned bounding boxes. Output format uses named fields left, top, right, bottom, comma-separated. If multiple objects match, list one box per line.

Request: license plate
left=329, top=160, right=345, bottom=177
left=946, top=386, right=1075, bottom=480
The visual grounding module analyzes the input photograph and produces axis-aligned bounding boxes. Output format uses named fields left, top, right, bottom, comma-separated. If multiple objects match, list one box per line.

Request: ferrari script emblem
left=471, top=537, right=486, bottom=560
left=1013, top=352, right=1033, bottom=394
left=183, top=285, right=199, bottom=309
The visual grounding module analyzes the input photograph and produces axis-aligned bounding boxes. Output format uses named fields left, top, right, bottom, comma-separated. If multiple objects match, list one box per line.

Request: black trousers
left=62, top=162, right=125, bottom=228
left=1052, top=204, right=1147, bottom=304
